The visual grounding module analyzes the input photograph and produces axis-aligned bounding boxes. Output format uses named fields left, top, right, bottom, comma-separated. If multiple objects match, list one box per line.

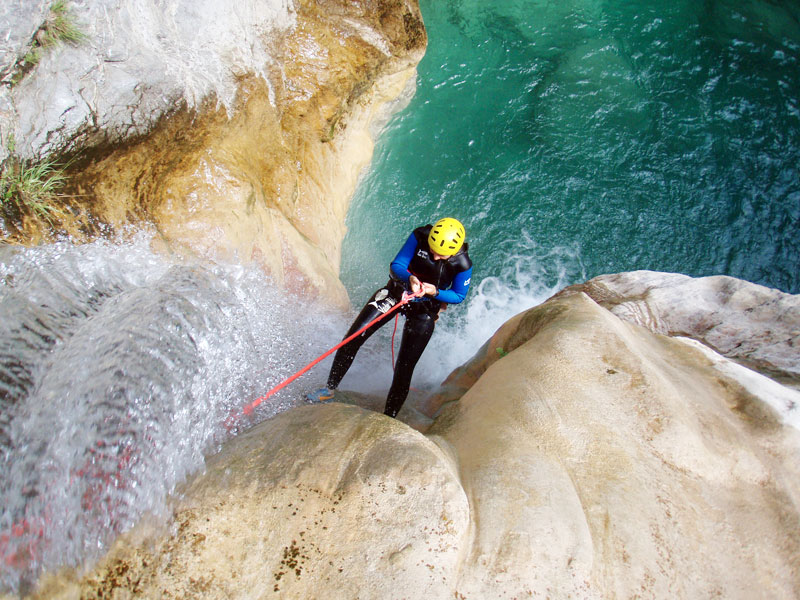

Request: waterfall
left=0, top=232, right=346, bottom=591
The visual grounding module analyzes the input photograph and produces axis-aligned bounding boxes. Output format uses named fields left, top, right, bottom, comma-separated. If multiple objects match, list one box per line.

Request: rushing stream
left=0, top=234, right=348, bottom=590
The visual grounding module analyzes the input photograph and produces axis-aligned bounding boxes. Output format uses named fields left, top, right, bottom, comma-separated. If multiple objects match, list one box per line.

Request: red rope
left=4, top=294, right=430, bottom=566
left=391, top=313, right=400, bottom=369
left=225, top=289, right=424, bottom=427
left=3, top=293, right=426, bottom=565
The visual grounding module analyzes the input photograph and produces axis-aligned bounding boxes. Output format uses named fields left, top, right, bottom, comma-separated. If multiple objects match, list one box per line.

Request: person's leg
left=327, top=288, right=397, bottom=390
left=384, top=312, right=436, bottom=418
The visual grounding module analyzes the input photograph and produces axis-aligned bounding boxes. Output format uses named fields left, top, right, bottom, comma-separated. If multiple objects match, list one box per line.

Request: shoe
left=306, top=387, right=334, bottom=403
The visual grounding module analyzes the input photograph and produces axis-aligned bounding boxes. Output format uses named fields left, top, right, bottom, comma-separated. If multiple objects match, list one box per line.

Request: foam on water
left=416, top=236, right=586, bottom=383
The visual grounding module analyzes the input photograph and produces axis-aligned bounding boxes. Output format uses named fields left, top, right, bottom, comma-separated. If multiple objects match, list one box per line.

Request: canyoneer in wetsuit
left=308, top=217, right=473, bottom=418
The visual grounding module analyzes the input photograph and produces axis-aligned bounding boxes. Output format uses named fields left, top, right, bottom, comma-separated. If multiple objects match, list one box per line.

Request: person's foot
left=306, top=387, right=334, bottom=403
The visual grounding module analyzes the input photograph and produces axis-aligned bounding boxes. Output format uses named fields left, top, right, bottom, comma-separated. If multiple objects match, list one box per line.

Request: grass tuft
left=8, top=1, right=87, bottom=85
left=0, top=158, right=68, bottom=223
left=46, top=0, right=88, bottom=46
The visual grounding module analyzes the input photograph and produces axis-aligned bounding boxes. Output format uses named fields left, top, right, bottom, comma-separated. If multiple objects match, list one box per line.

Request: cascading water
left=414, top=236, right=586, bottom=382
left=3, top=0, right=800, bottom=593
left=0, top=233, right=351, bottom=592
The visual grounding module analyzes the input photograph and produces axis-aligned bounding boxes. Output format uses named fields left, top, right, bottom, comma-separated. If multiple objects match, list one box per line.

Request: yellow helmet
left=428, top=217, right=465, bottom=256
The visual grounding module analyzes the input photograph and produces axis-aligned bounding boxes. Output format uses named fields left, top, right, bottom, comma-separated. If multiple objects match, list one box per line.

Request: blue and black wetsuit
left=327, top=224, right=473, bottom=418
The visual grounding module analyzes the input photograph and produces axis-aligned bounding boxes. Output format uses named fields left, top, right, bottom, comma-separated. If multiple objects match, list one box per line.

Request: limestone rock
left=34, top=284, right=800, bottom=599
left=558, top=271, right=800, bottom=387
left=424, top=271, right=800, bottom=417
left=430, top=292, right=800, bottom=598
left=1, top=0, right=427, bottom=306
left=0, top=0, right=49, bottom=164
left=3, top=0, right=297, bottom=158
left=326, top=388, right=433, bottom=432
left=34, top=404, right=469, bottom=599
left=0, top=3, right=49, bottom=77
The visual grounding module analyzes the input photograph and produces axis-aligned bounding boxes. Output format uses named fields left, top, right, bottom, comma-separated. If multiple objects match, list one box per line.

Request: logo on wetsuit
left=368, top=288, right=397, bottom=314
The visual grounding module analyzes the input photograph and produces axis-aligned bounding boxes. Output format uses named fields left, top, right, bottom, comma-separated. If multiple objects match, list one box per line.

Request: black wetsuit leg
left=326, top=288, right=397, bottom=390
left=384, top=311, right=436, bottom=418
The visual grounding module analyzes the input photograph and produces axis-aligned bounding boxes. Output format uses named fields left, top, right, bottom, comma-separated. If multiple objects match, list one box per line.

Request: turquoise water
left=342, top=0, right=800, bottom=309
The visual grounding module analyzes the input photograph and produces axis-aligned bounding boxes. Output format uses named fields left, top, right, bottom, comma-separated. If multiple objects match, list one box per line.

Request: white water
left=0, top=233, right=346, bottom=592
left=2, top=227, right=797, bottom=593
left=413, top=235, right=587, bottom=386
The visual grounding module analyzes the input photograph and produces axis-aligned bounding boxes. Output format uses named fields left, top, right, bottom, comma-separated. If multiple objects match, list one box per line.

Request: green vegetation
left=46, top=1, right=87, bottom=45
left=0, top=0, right=84, bottom=226
left=11, top=1, right=86, bottom=84
left=0, top=156, right=68, bottom=223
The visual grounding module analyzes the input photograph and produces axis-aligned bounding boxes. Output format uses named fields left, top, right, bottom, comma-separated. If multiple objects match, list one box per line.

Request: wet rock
left=1, top=0, right=427, bottom=306
left=33, top=404, right=469, bottom=599
left=33, top=284, right=800, bottom=599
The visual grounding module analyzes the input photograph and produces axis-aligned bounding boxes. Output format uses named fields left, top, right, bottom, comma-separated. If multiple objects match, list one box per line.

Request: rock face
left=425, top=271, right=800, bottom=419
left=34, top=278, right=800, bottom=599
left=35, top=403, right=470, bottom=599
left=428, top=292, right=799, bottom=598
left=1, top=0, right=426, bottom=305
left=558, top=271, right=800, bottom=388
left=1, top=0, right=293, bottom=159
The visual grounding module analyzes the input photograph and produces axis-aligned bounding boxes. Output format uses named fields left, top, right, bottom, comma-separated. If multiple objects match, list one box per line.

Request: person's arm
left=434, top=267, right=472, bottom=304
left=389, top=232, right=419, bottom=285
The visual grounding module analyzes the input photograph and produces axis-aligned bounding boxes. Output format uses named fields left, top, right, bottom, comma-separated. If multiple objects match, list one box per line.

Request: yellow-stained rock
left=6, top=0, right=427, bottom=308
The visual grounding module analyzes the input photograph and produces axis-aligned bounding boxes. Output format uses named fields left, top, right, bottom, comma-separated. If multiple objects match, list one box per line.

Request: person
left=308, top=217, right=473, bottom=418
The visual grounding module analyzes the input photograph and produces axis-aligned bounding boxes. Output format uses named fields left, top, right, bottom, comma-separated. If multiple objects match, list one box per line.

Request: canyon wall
left=1, top=0, right=426, bottom=306
left=5, top=4, right=800, bottom=599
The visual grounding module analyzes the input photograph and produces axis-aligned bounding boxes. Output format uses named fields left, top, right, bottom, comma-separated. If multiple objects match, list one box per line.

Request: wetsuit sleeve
left=435, top=266, right=472, bottom=304
left=389, top=232, right=419, bottom=285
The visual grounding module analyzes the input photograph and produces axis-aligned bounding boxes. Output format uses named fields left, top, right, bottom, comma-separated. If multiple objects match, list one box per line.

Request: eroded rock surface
left=559, top=271, right=800, bottom=387
left=429, top=292, right=800, bottom=598
left=1, top=0, right=426, bottom=305
left=424, top=271, right=800, bottom=417
left=33, top=283, right=800, bottom=599
left=34, top=404, right=469, bottom=599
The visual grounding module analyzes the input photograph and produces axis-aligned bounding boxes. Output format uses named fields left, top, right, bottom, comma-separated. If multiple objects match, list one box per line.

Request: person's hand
left=409, top=275, right=422, bottom=294
left=422, top=282, right=437, bottom=296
